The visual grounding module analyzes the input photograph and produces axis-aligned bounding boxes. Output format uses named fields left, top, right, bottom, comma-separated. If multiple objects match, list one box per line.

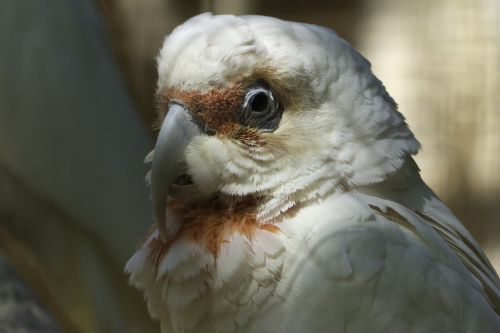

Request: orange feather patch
left=148, top=197, right=280, bottom=269
left=159, top=85, right=245, bottom=132
left=158, top=85, right=266, bottom=146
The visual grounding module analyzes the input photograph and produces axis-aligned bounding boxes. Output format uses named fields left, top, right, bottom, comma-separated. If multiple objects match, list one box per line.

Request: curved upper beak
left=151, top=103, right=202, bottom=240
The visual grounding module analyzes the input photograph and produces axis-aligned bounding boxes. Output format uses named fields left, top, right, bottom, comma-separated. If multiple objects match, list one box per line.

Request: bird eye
left=248, top=91, right=270, bottom=113
left=240, top=83, right=283, bottom=131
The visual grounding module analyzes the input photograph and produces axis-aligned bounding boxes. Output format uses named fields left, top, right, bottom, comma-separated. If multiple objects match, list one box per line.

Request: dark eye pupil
left=250, top=92, right=269, bottom=112
left=239, top=84, right=282, bottom=131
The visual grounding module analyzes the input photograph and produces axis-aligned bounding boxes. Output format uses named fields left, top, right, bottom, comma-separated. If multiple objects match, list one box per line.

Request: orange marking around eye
left=160, top=85, right=245, bottom=132
left=158, top=85, right=266, bottom=146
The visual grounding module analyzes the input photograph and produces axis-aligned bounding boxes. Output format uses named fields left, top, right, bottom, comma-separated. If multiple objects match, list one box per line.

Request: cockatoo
left=126, top=13, right=500, bottom=333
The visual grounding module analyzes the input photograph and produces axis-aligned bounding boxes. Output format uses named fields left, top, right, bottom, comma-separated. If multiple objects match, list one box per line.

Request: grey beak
left=151, top=103, right=202, bottom=240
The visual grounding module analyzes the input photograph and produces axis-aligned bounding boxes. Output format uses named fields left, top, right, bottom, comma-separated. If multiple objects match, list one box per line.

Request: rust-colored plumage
left=148, top=197, right=280, bottom=270
left=159, top=85, right=245, bottom=134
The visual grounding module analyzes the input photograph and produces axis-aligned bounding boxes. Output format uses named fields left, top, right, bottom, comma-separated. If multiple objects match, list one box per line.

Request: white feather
left=214, top=234, right=248, bottom=289
left=157, top=240, right=203, bottom=279
left=165, top=276, right=208, bottom=308
left=252, top=229, right=285, bottom=258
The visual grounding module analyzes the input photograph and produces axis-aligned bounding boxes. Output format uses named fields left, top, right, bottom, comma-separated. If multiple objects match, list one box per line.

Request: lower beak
left=151, top=103, right=202, bottom=240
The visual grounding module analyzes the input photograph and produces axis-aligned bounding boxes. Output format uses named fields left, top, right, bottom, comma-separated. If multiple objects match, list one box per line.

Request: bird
left=125, top=13, right=500, bottom=333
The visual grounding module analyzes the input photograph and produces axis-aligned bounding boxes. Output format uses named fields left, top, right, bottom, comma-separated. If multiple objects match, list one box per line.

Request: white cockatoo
left=126, top=13, right=500, bottom=333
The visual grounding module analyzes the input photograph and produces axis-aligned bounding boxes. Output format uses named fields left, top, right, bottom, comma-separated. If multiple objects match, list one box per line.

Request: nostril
left=174, top=173, right=194, bottom=186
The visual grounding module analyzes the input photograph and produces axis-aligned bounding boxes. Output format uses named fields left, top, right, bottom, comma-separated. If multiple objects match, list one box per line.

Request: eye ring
left=240, top=83, right=283, bottom=131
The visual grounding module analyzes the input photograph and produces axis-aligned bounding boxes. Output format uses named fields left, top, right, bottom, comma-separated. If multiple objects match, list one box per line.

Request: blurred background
left=0, top=0, right=498, bottom=332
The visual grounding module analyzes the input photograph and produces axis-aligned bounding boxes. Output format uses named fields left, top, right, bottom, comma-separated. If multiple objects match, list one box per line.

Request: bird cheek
left=185, top=136, right=230, bottom=197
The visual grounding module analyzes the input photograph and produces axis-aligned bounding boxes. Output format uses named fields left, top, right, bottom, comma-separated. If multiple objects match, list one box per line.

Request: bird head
left=151, top=13, right=420, bottom=240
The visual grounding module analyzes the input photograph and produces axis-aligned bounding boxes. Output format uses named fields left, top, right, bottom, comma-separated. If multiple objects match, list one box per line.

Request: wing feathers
left=414, top=211, right=500, bottom=314
left=367, top=198, right=499, bottom=316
